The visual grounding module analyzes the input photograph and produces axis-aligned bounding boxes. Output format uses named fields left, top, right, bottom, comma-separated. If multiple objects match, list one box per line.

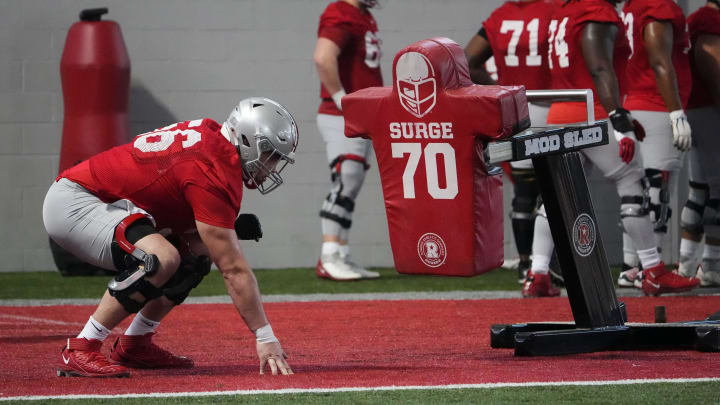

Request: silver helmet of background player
left=222, top=97, right=299, bottom=194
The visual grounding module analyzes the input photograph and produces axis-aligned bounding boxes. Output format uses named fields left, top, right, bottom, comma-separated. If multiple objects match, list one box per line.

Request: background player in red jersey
left=464, top=0, right=560, bottom=284
left=677, top=0, right=720, bottom=287
left=526, top=0, right=698, bottom=296
left=618, top=0, right=692, bottom=288
left=43, top=98, right=297, bottom=377
left=313, top=0, right=383, bottom=281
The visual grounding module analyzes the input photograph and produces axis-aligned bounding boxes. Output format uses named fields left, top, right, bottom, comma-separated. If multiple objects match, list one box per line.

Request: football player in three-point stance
left=528, top=0, right=698, bottom=297
left=677, top=0, right=720, bottom=287
left=44, top=98, right=297, bottom=377
left=464, top=0, right=560, bottom=285
left=617, top=0, right=693, bottom=289
left=313, top=0, right=383, bottom=281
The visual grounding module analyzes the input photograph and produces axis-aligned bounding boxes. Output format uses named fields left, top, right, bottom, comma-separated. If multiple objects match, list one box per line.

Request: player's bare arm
left=644, top=20, right=691, bottom=151
left=694, top=33, right=720, bottom=106
left=581, top=22, right=622, bottom=112
left=582, top=21, right=643, bottom=163
left=314, top=37, right=345, bottom=108
left=464, top=34, right=497, bottom=85
left=195, top=220, right=292, bottom=376
left=644, top=21, right=683, bottom=112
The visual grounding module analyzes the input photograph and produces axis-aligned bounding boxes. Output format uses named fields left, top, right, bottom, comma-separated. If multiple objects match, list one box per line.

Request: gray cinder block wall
left=0, top=0, right=701, bottom=271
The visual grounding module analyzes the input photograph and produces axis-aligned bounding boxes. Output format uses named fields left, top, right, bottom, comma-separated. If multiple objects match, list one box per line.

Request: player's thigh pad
left=632, top=110, right=682, bottom=171
left=317, top=113, right=373, bottom=163
left=43, top=178, right=155, bottom=270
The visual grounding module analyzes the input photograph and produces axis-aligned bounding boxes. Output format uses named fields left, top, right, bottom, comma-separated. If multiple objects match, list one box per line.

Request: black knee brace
left=162, top=253, right=212, bottom=305
left=682, top=181, right=709, bottom=234
left=319, top=154, right=368, bottom=229
left=645, top=169, right=672, bottom=233
left=510, top=168, right=539, bottom=255
left=108, top=213, right=163, bottom=313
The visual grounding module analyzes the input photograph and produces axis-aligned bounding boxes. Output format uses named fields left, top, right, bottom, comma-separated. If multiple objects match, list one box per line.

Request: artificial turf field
left=1, top=268, right=719, bottom=404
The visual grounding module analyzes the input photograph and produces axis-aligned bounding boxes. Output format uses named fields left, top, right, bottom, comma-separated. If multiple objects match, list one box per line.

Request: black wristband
left=609, top=108, right=634, bottom=133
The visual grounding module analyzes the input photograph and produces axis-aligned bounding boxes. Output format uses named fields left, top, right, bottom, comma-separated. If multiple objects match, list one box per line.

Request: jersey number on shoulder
left=365, top=31, right=381, bottom=69
left=547, top=17, right=569, bottom=69
left=134, top=120, right=202, bottom=153
left=500, top=19, right=542, bottom=67
left=391, top=143, right=458, bottom=200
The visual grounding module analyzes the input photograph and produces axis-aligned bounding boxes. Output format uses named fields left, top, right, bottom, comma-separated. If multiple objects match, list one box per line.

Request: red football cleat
left=522, top=271, right=561, bottom=298
left=642, top=262, right=700, bottom=296
left=57, top=337, right=130, bottom=378
left=110, top=333, right=194, bottom=369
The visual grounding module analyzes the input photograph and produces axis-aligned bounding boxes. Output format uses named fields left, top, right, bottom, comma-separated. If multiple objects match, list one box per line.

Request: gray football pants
left=43, top=178, right=153, bottom=270
left=317, top=113, right=373, bottom=240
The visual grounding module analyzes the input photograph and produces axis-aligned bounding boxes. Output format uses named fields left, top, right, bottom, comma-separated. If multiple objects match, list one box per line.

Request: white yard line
left=2, top=288, right=718, bottom=307
left=1, top=377, right=719, bottom=401
left=0, top=314, right=85, bottom=327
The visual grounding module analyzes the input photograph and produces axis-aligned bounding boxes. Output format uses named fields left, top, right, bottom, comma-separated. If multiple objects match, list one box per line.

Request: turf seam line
left=2, top=377, right=720, bottom=401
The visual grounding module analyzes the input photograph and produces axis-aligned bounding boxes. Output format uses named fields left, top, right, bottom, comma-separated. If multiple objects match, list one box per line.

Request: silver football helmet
left=221, top=97, right=298, bottom=194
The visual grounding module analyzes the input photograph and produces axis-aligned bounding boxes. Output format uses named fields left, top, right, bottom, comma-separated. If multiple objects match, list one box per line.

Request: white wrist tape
left=255, top=324, right=279, bottom=343
left=613, top=129, right=636, bottom=143
left=332, top=89, right=346, bottom=111
left=669, top=109, right=686, bottom=121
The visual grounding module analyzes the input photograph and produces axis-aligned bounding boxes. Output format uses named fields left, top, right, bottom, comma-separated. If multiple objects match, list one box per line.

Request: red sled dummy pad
left=343, top=37, right=529, bottom=276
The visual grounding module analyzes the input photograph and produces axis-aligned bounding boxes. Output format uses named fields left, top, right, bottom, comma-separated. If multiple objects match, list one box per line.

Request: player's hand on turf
left=257, top=341, right=293, bottom=376
left=669, top=110, right=691, bottom=152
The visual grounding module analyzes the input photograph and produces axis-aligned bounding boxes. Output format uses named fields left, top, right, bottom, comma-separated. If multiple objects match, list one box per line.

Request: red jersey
left=687, top=5, right=720, bottom=109
left=547, top=0, right=631, bottom=124
left=317, top=1, right=383, bottom=116
left=60, top=119, right=244, bottom=233
left=622, top=0, right=691, bottom=111
left=482, top=0, right=560, bottom=90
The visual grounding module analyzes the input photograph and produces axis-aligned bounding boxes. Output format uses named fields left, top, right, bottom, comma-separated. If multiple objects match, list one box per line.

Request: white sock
left=321, top=241, right=341, bottom=256
left=125, top=312, right=160, bottom=336
left=680, top=238, right=701, bottom=258
left=638, top=247, right=661, bottom=270
left=679, top=238, right=701, bottom=273
left=338, top=244, right=350, bottom=256
left=530, top=254, right=551, bottom=274
left=77, top=316, right=111, bottom=342
left=622, top=232, right=639, bottom=267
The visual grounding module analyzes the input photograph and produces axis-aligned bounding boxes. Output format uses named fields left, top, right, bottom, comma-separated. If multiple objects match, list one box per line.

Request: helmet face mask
left=222, top=97, right=298, bottom=194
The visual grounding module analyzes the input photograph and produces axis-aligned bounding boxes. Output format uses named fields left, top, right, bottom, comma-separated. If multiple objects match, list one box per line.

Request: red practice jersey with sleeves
left=60, top=119, right=244, bottom=233
left=317, top=1, right=383, bottom=116
left=482, top=0, right=560, bottom=90
left=547, top=0, right=631, bottom=124
left=622, top=0, right=691, bottom=111
left=687, top=5, right=720, bottom=109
